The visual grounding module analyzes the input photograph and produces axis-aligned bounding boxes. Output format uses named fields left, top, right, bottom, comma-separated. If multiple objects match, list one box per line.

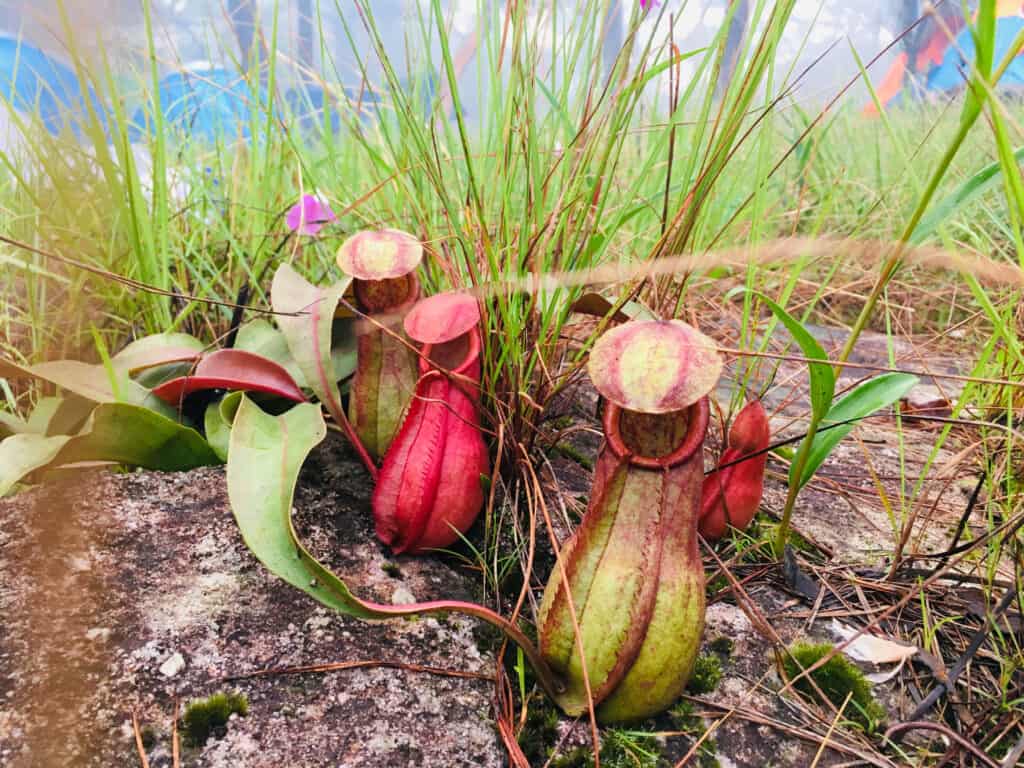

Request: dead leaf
left=831, top=619, right=918, bottom=683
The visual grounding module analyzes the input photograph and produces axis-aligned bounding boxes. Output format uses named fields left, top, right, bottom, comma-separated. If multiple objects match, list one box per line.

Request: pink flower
left=640, top=0, right=659, bottom=9
left=285, top=193, right=337, bottom=236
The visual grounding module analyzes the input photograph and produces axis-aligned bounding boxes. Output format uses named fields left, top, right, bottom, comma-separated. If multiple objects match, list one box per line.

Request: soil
left=0, top=440, right=502, bottom=768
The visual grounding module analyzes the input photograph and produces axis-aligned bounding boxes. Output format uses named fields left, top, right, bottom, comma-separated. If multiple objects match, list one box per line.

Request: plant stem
left=773, top=409, right=822, bottom=558
left=325, top=398, right=378, bottom=481
left=358, top=596, right=566, bottom=701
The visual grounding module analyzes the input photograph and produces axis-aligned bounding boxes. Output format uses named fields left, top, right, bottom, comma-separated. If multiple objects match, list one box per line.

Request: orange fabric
left=917, top=28, right=952, bottom=69
left=863, top=52, right=908, bottom=117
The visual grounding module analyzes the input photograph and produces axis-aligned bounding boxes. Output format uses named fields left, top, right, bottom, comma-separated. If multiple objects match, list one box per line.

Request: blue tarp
left=928, top=16, right=1024, bottom=93
left=132, top=68, right=261, bottom=142
left=0, top=36, right=105, bottom=137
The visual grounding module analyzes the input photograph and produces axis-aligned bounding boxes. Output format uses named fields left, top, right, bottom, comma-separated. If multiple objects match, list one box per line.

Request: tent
left=132, top=68, right=262, bottom=143
left=0, top=35, right=106, bottom=138
left=865, top=2, right=1024, bottom=114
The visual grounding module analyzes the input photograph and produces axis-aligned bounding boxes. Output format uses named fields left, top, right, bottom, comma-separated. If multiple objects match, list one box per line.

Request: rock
left=0, top=437, right=503, bottom=768
left=158, top=652, right=186, bottom=678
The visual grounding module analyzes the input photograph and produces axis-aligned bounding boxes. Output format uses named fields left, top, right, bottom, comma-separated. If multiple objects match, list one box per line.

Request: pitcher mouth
left=354, top=273, right=421, bottom=314
left=419, top=326, right=481, bottom=378
left=603, top=397, right=709, bottom=470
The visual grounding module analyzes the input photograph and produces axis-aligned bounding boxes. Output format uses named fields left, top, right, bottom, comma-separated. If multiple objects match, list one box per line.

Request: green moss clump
left=668, top=701, right=721, bottom=768
left=686, top=654, right=723, bottom=695
left=708, top=637, right=734, bottom=657
left=549, top=746, right=592, bottom=768
left=668, top=700, right=701, bottom=733
left=549, top=415, right=575, bottom=430
left=181, top=692, right=249, bottom=746
left=705, top=575, right=729, bottom=596
left=553, top=441, right=595, bottom=471
left=781, top=643, right=885, bottom=732
left=381, top=561, right=402, bottom=578
left=517, top=697, right=561, bottom=765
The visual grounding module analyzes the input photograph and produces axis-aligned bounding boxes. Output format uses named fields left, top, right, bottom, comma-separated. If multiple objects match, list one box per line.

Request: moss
left=552, top=441, right=595, bottom=471
left=668, top=701, right=720, bottom=768
left=381, top=561, right=402, bottom=579
left=668, top=700, right=701, bottom=733
left=705, top=575, right=729, bottom=596
left=549, top=746, right=592, bottom=768
left=708, top=636, right=734, bottom=657
left=686, top=654, right=723, bottom=695
left=781, top=643, right=885, bottom=732
left=181, top=692, right=249, bottom=746
left=517, top=697, right=561, bottom=765
left=139, top=726, right=157, bottom=750
left=549, top=415, right=575, bottom=430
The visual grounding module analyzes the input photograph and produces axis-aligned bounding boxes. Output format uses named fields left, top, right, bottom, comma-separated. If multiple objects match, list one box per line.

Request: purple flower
left=286, top=193, right=337, bottom=236
left=640, top=0, right=659, bottom=9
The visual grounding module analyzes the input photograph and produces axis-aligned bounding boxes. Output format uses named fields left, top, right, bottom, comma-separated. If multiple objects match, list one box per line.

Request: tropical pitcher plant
left=222, top=228, right=772, bottom=726
left=539, top=319, right=721, bottom=720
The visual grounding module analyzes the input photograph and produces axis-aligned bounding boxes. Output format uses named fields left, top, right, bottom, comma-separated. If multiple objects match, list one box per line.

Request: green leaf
left=56, top=403, right=220, bottom=469
left=111, top=333, right=204, bottom=373
left=32, top=396, right=95, bottom=436
left=0, top=402, right=219, bottom=494
left=730, top=288, right=835, bottom=420
left=204, top=392, right=244, bottom=462
left=793, top=373, right=920, bottom=488
left=235, top=319, right=307, bottom=387
left=0, top=410, right=26, bottom=438
left=271, top=264, right=353, bottom=420
left=226, top=395, right=387, bottom=619
left=133, top=362, right=197, bottom=390
left=0, top=433, right=71, bottom=496
left=330, top=318, right=358, bottom=383
left=910, top=147, right=1024, bottom=245
left=0, top=357, right=175, bottom=418
left=26, top=397, right=63, bottom=434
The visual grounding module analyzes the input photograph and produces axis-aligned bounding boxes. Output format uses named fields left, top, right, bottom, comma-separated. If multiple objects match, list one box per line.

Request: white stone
left=158, top=652, right=186, bottom=678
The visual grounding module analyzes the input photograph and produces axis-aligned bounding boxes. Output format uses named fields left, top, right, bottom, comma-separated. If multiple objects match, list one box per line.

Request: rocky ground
left=0, top=329, right=986, bottom=767
left=0, top=441, right=502, bottom=768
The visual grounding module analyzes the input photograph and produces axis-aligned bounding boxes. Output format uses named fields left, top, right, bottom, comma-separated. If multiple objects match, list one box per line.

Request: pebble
left=158, top=652, right=186, bottom=678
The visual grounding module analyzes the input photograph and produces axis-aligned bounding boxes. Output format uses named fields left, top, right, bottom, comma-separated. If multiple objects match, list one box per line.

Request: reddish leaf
left=152, top=349, right=307, bottom=405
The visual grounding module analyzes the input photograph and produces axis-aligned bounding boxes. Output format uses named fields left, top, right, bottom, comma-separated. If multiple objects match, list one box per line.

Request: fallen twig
left=883, top=721, right=999, bottom=768
left=901, top=587, right=1017, bottom=726
left=132, top=710, right=151, bottom=768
